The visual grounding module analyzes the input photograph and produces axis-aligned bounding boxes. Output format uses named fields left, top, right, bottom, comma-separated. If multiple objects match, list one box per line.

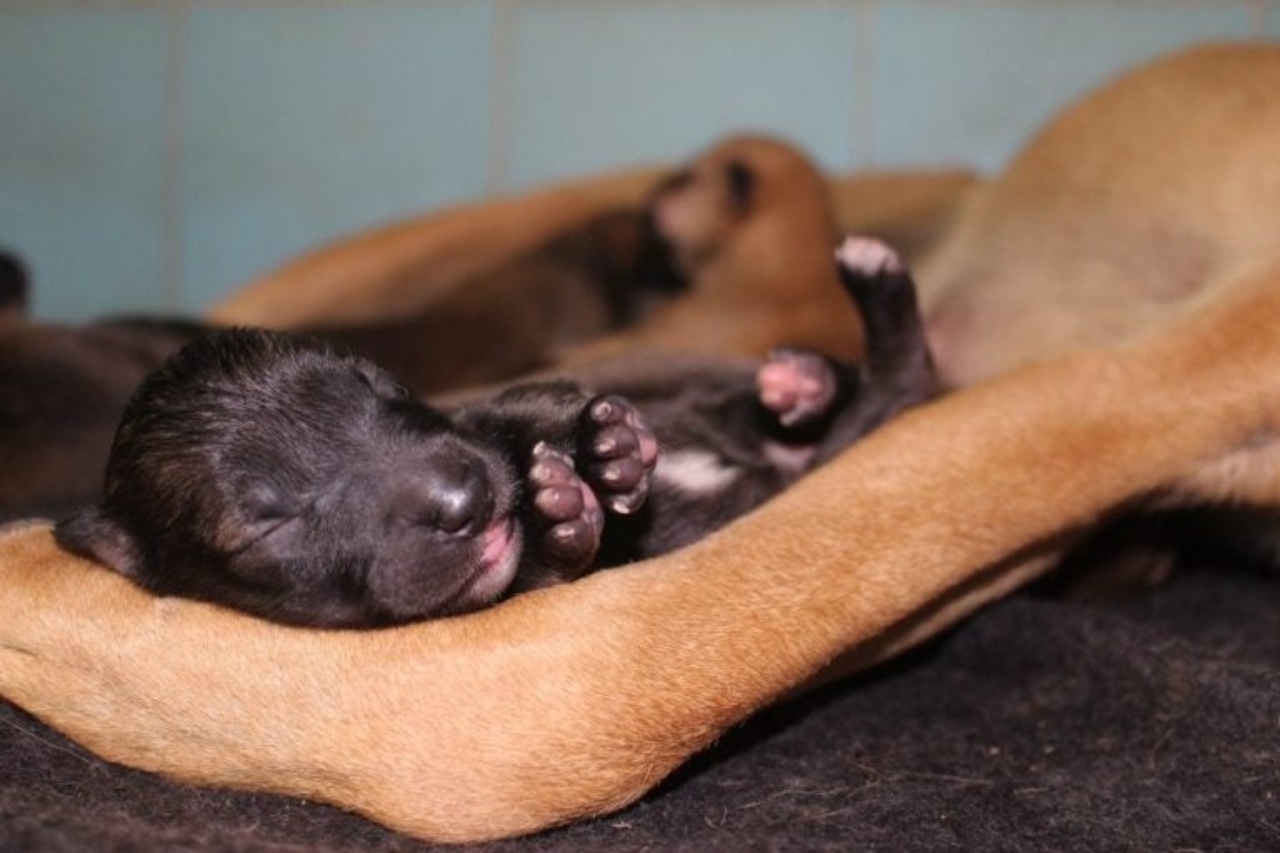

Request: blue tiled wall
left=0, top=7, right=173, bottom=321
left=502, top=2, right=864, bottom=186
left=0, top=0, right=1272, bottom=321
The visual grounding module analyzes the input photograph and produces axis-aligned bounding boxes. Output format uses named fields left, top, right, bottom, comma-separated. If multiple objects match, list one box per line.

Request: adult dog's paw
left=757, top=348, right=840, bottom=429
left=579, top=395, right=658, bottom=515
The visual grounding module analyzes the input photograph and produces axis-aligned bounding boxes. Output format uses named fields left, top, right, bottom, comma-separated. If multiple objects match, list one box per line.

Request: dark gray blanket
left=3, top=561, right=1277, bottom=852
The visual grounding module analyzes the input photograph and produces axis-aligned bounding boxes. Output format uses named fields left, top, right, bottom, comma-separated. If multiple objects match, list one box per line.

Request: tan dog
left=919, top=43, right=1280, bottom=386
left=2, top=42, right=1279, bottom=845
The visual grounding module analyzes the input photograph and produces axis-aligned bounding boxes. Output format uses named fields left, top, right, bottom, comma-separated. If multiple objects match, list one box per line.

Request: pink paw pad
left=529, top=442, right=604, bottom=564
left=757, top=350, right=838, bottom=428
left=582, top=396, right=658, bottom=515
left=835, top=235, right=904, bottom=276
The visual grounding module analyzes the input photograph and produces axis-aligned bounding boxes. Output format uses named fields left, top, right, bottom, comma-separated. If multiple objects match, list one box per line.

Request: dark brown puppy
left=54, top=237, right=934, bottom=627
left=311, top=208, right=684, bottom=395
left=54, top=328, right=657, bottom=626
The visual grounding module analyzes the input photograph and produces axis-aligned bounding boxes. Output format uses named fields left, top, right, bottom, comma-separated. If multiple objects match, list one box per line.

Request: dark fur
left=310, top=208, right=685, bottom=394
left=0, top=209, right=682, bottom=522
left=55, top=247, right=937, bottom=627
left=0, top=320, right=205, bottom=522
left=0, top=249, right=27, bottom=321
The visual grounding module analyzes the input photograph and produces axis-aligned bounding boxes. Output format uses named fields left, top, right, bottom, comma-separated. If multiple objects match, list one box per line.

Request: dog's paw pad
left=529, top=442, right=603, bottom=564
left=581, top=396, right=657, bottom=515
left=835, top=235, right=904, bottom=278
left=757, top=348, right=839, bottom=428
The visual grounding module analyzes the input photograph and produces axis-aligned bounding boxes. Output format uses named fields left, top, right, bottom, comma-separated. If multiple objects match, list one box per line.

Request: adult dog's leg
left=3, top=269, right=1280, bottom=843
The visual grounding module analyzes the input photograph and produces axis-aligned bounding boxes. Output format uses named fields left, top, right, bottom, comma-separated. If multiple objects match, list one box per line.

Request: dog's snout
left=418, top=455, right=491, bottom=536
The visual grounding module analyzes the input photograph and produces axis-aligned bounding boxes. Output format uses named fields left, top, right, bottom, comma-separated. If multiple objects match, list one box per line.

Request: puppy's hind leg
left=835, top=235, right=936, bottom=396
left=795, top=237, right=941, bottom=465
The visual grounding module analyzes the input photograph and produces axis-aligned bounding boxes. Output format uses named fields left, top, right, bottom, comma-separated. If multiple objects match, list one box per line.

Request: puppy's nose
left=420, top=455, right=491, bottom=536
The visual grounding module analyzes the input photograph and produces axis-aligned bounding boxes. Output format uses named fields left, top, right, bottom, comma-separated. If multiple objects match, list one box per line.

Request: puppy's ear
left=54, top=507, right=144, bottom=577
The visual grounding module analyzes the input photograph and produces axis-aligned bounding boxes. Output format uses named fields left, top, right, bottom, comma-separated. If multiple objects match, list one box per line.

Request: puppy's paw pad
left=530, top=442, right=603, bottom=564
left=757, top=348, right=839, bottom=428
left=581, top=396, right=657, bottom=515
left=835, top=235, right=903, bottom=278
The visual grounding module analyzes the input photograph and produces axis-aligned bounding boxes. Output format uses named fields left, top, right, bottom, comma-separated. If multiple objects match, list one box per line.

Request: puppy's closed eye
left=724, top=160, right=756, bottom=211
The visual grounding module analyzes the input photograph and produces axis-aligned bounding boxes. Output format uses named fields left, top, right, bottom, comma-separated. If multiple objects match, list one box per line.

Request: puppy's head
left=56, top=328, right=523, bottom=627
left=649, top=135, right=831, bottom=274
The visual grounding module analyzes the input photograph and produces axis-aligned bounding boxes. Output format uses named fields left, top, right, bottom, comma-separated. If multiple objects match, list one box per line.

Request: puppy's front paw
left=579, top=395, right=658, bottom=515
left=757, top=348, right=840, bottom=428
left=528, top=442, right=604, bottom=570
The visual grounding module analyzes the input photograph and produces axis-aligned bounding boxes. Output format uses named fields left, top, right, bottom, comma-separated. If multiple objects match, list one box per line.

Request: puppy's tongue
left=457, top=519, right=521, bottom=607
left=480, top=519, right=514, bottom=565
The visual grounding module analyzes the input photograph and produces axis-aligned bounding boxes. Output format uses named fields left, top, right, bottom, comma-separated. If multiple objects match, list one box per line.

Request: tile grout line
left=853, top=0, right=877, bottom=169
left=486, top=0, right=515, bottom=195
left=162, top=0, right=189, bottom=313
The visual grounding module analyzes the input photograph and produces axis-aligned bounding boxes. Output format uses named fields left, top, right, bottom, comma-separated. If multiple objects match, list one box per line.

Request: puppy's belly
left=653, top=449, right=741, bottom=497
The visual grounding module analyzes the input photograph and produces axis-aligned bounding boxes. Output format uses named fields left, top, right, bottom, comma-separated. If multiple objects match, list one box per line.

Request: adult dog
left=1, top=42, right=1278, bottom=844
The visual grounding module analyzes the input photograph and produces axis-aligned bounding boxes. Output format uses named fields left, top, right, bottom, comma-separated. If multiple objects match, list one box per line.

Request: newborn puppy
left=55, top=330, right=658, bottom=627
left=56, top=237, right=933, bottom=627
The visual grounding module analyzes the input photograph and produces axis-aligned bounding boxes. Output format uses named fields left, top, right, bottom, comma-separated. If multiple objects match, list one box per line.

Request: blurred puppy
left=304, top=208, right=685, bottom=394
left=559, top=135, right=867, bottom=365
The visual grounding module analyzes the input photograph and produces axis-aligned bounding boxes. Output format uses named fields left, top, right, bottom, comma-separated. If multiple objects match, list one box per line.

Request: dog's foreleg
left=3, top=268, right=1280, bottom=843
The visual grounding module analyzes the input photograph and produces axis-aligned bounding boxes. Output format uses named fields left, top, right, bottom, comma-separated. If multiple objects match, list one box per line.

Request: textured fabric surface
left=2, top=563, right=1277, bottom=852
